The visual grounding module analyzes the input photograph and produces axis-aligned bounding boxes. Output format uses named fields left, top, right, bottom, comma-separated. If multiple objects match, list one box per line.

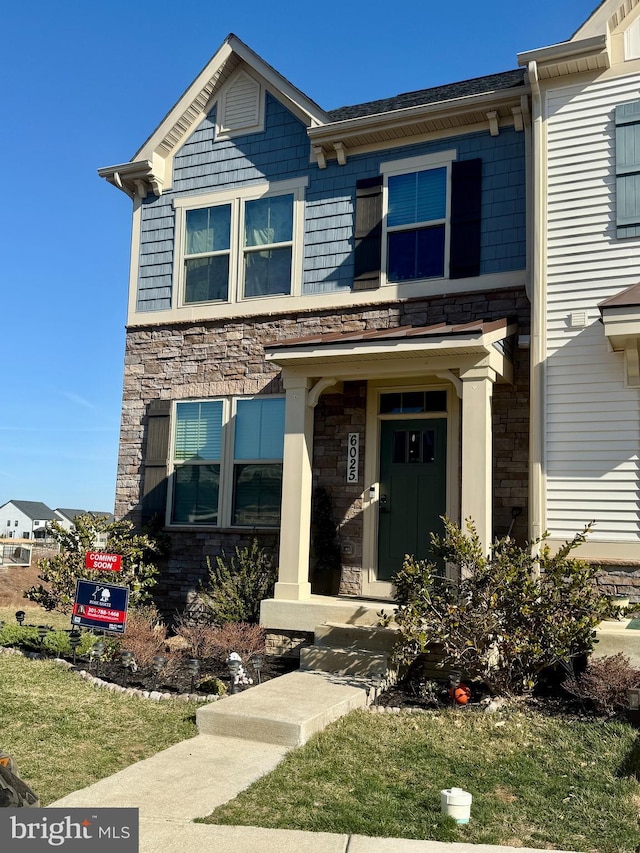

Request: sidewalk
left=50, top=671, right=579, bottom=853
left=50, top=732, right=577, bottom=853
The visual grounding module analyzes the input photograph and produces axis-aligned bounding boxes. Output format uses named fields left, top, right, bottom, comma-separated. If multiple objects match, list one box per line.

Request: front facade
left=101, top=36, right=531, bottom=633
left=0, top=501, right=57, bottom=540
left=521, top=0, right=640, bottom=597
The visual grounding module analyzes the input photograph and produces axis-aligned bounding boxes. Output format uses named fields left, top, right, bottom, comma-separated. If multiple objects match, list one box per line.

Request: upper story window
left=353, top=150, right=481, bottom=290
left=382, top=151, right=454, bottom=284
left=386, top=167, right=447, bottom=281
left=173, top=177, right=306, bottom=307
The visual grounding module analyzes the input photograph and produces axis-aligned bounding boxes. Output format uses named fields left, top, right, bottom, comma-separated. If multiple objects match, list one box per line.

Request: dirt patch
left=0, top=563, right=44, bottom=609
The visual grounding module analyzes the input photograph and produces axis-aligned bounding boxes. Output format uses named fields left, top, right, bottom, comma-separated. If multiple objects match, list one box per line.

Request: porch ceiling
left=264, top=319, right=516, bottom=382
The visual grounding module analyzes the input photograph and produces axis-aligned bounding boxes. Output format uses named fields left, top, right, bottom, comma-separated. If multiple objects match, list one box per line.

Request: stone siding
left=116, top=286, right=531, bottom=612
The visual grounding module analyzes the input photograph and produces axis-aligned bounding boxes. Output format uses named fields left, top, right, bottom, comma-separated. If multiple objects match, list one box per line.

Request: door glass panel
left=392, top=431, right=407, bottom=463
left=408, top=430, right=421, bottom=462
left=423, top=429, right=436, bottom=463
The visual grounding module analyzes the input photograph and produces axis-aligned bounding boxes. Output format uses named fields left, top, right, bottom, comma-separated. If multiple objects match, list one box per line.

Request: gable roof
left=327, top=70, right=526, bottom=122
left=55, top=508, right=115, bottom=523
left=55, top=508, right=87, bottom=520
left=6, top=501, right=57, bottom=521
left=98, top=33, right=330, bottom=199
left=100, top=36, right=530, bottom=193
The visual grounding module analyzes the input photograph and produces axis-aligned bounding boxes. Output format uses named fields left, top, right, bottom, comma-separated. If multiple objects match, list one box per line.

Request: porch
left=259, top=319, right=517, bottom=640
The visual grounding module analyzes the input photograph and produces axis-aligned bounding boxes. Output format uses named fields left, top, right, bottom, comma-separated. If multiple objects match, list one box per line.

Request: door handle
left=379, top=494, right=389, bottom=512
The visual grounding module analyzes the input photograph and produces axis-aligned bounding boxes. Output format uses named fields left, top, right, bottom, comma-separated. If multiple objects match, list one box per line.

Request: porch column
left=460, top=364, right=496, bottom=556
left=274, top=373, right=313, bottom=601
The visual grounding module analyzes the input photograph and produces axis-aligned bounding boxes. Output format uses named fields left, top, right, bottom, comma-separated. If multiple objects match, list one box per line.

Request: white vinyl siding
left=545, top=75, right=640, bottom=541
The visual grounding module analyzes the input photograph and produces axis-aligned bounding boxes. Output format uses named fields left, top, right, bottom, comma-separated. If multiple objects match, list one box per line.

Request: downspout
left=527, top=60, right=547, bottom=552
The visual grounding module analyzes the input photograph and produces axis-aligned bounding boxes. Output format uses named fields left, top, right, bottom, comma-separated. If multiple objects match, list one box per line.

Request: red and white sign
left=85, top=552, right=122, bottom=572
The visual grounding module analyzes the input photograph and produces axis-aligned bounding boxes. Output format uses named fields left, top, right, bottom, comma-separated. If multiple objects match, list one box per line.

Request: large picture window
left=174, top=178, right=306, bottom=307
left=170, top=397, right=285, bottom=527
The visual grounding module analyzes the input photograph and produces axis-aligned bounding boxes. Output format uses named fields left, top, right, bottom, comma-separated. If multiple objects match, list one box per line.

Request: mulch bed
left=81, top=654, right=298, bottom=697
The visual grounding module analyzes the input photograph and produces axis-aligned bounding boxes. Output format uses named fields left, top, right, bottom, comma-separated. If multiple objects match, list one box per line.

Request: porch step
left=299, top=644, right=389, bottom=678
left=314, top=622, right=398, bottom=653
left=196, top=670, right=367, bottom=747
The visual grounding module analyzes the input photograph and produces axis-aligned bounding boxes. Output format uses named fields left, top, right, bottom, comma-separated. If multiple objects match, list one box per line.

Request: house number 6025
left=347, top=433, right=359, bottom=484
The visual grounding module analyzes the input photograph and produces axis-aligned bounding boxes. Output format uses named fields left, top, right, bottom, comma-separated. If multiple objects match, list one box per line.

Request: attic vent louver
left=218, top=71, right=263, bottom=137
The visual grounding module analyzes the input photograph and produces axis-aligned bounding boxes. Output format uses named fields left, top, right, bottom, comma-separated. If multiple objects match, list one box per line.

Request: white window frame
left=173, top=177, right=308, bottom=309
left=167, top=395, right=285, bottom=529
left=380, top=149, right=456, bottom=287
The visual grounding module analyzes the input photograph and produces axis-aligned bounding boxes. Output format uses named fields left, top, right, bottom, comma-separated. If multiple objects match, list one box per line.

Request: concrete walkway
left=50, top=672, right=578, bottom=853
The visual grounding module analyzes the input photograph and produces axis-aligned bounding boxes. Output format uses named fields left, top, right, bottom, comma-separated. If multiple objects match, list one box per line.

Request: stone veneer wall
left=116, top=286, right=531, bottom=615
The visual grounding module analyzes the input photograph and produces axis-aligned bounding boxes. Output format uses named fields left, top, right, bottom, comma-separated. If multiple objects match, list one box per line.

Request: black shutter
left=141, top=399, right=171, bottom=524
left=449, top=158, right=482, bottom=279
left=353, top=176, right=383, bottom=290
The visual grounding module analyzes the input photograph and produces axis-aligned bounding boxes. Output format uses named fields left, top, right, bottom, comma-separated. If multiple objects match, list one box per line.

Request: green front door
left=377, top=418, right=447, bottom=581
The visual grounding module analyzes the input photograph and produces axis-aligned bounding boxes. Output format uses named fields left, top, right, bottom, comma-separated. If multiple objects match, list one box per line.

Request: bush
left=117, top=606, right=168, bottom=669
left=172, top=614, right=220, bottom=660
left=206, top=622, right=266, bottom=665
left=24, top=515, right=164, bottom=613
left=0, top=624, right=99, bottom=658
left=389, top=518, right=612, bottom=696
left=200, top=539, right=276, bottom=624
left=563, top=653, right=640, bottom=716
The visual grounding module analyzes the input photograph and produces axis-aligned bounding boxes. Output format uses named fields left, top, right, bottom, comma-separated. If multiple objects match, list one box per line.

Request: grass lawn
left=206, top=706, right=640, bottom=853
left=0, top=605, right=71, bottom=631
left=0, top=653, right=198, bottom=804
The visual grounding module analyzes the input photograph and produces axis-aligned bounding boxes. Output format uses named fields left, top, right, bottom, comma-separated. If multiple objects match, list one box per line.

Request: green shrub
left=389, top=518, right=612, bottom=696
left=196, top=675, right=227, bottom=695
left=0, top=625, right=97, bottom=657
left=24, top=515, right=164, bottom=613
left=200, top=539, right=276, bottom=624
left=0, top=624, right=39, bottom=649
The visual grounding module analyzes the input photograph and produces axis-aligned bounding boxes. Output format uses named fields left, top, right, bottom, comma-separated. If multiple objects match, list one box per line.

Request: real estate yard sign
left=72, top=580, right=130, bottom=634
left=85, top=552, right=122, bottom=571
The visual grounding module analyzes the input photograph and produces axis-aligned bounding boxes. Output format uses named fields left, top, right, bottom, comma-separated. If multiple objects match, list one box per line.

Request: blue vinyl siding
left=135, top=94, right=526, bottom=311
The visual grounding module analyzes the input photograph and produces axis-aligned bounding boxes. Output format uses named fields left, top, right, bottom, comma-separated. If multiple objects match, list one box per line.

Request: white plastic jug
left=440, top=787, right=472, bottom=824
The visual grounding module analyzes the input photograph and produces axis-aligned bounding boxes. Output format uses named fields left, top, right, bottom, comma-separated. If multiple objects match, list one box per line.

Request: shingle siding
left=135, top=96, right=526, bottom=311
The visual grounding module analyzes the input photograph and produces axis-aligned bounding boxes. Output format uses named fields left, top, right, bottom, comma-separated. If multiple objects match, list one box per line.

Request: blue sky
left=0, top=0, right=595, bottom=512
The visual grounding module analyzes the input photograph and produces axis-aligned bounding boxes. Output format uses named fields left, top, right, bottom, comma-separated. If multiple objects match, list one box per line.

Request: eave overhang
left=599, top=284, right=640, bottom=386
left=308, top=88, right=530, bottom=167
left=97, top=158, right=164, bottom=200
left=265, top=320, right=516, bottom=385
left=517, top=34, right=610, bottom=79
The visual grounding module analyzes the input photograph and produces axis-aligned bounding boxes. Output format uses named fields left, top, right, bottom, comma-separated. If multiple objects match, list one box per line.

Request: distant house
left=0, top=501, right=58, bottom=540
left=54, top=509, right=115, bottom=548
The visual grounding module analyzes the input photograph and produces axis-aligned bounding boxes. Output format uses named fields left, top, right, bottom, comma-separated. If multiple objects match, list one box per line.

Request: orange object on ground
left=449, top=683, right=471, bottom=705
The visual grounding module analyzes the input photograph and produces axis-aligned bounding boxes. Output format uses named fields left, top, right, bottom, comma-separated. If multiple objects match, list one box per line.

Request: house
left=0, top=501, right=58, bottom=540
left=518, top=0, right=640, bottom=600
left=54, top=509, right=115, bottom=549
left=99, top=34, right=531, bottom=648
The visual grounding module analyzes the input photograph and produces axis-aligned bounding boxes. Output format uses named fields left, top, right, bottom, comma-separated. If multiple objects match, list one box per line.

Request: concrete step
left=314, top=622, right=398, bottom=653
left=594, top=619, right=640, bottom=667
left=196, top=670, right=367, bottom=747
left=299, top=644, right=388, bottom=678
